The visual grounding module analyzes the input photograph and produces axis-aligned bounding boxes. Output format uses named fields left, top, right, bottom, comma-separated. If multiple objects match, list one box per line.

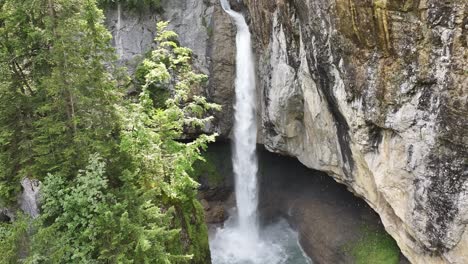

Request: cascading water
left=209, top=1, right=312, bottom=264
left=222, top=0, right=259, bottom=241
left=115, top=2, right=123, bottom=58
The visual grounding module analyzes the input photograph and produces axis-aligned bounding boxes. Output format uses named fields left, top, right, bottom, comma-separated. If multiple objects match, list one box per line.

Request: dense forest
left=0, top=0, right=216, bottom=263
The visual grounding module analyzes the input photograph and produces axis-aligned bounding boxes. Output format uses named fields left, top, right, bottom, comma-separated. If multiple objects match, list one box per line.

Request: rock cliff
left=242, top=0, right=467, bottom=263
left=104, top=0, right=236, bottom=137
left=105, top=1, right=467, bottom=263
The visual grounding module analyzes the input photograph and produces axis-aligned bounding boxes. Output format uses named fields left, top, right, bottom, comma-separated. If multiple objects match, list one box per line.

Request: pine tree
left=0, top=0, right=121, bottom=203
left=1, top=2, right=216, bottom=262
left=24, top=22, right=218, bottom=263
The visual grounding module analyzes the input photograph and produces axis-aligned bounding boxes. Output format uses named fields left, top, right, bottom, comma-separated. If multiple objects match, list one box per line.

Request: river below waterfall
left=210, top=217, right=312, bottom=264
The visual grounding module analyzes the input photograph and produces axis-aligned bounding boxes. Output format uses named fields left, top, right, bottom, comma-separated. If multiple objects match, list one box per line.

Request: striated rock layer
left=242, top=0, right=467, bottom=263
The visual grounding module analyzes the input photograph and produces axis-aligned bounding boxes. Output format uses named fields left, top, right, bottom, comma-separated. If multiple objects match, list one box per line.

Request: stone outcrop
left=239, top=0, right=467, bottom=263
left=19, top=178, right=40, bottom=219
left=104, top=0, right=236, bottom=137
left=0, top=178, right=41, bottom=220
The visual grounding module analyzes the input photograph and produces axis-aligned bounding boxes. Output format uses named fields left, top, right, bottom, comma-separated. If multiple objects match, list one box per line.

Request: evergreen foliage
left=0, top=0, right=120, bottom=204
left=0, top=214, right=29, bottom=263
left=0, top=1, right=216, bottom=262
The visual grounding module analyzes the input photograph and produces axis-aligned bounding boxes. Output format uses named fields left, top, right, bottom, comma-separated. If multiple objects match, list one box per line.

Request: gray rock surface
left=0, top=178, right=41, bottom=220
left=19, top=178, right=41, bottom=218
left=242, top=0, right=468, bottom=263
left=104, top=1, right=236, bottom=137
left=0, top=208, right=13, bottom=222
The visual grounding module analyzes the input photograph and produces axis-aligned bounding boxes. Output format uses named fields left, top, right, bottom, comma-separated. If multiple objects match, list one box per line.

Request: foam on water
left=211, top=216, right=313, bottom=264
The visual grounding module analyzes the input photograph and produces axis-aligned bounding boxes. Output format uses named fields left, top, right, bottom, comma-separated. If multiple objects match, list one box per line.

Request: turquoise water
left=210, top=218, right=313, bottom=264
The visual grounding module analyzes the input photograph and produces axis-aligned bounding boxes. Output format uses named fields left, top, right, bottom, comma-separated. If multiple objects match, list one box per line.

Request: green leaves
left=33, top=154, right=110, bottom=263
left=0, top=0, right=121, bottom=201
left=0, top=2, right=216, bottom=263
left=0, top=213, right=29, bottom=263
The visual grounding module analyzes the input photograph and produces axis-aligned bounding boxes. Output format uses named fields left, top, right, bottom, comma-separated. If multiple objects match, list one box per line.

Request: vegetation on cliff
left=0, top=0, right=215, bottom=263
left=345, top=225, right=400, bottom=264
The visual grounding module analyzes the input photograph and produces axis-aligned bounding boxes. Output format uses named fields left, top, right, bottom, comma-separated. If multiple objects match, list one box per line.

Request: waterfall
left=210, top=1, right=279, bottom=263
left=115, top=2, right=123, bottom=58
left=221, top=0, right=259, bottom=240
left=210, top=1, right=312, bottom=264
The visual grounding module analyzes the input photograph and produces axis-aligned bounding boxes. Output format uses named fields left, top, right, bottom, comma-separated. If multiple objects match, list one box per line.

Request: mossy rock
left=190, top=143, right=232, bottom=188
left=344, top=225, right=400, bottom=264
left=171, top=200, right=211, bottom=264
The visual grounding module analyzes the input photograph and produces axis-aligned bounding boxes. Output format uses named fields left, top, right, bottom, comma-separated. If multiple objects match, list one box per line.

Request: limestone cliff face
left=240, top=0, right=467, bottom=263
left=104, top=0, right=236, bottom=137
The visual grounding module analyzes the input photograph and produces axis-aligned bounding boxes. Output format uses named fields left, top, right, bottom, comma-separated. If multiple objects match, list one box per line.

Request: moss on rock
left=345, top=225, right=400, bottom=264
left=171, top=200, right=211, bottom=264
left=191, top=154, right=222, bottom=186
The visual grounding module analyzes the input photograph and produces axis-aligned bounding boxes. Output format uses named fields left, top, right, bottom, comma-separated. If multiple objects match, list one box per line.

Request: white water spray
left=222, top=0, right=259, bottom=240
left=210, top=1, right=283, bottom=263
left=210, top=2, right=313, bottom=264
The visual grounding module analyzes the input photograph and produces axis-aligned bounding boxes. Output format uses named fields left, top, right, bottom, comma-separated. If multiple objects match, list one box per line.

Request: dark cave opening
left=196, top=142, right=408, bottom=264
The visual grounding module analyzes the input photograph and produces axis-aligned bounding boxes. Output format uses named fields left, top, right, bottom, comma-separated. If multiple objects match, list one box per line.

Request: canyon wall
left=104, top=0, right=236, bottom=137
left=242, top=0, right=467, bottom=263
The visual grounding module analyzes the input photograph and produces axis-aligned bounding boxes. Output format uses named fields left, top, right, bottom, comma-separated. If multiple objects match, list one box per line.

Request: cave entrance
left=195, top=142, right=408, bottom=264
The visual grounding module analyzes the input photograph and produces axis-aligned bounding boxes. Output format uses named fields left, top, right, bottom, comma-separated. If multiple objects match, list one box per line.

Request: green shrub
left=0, top=214, right=29, bottom=264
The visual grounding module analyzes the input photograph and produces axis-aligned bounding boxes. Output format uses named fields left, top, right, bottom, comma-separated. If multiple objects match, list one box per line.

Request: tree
left=1, top=0, right=217, bottom=261
left=0, top=0, right=121, bottom=204
left=113, top=21, right=219, bottom=263
left=0, top=16, right=218, bottom=263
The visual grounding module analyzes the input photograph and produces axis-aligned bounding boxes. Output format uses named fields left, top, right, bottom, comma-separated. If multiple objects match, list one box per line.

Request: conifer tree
left=25, top=21, right=218, bottom=264
left=1, top=1, right=216, bottom=262
left=0, top=0, right=120, bottom=203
